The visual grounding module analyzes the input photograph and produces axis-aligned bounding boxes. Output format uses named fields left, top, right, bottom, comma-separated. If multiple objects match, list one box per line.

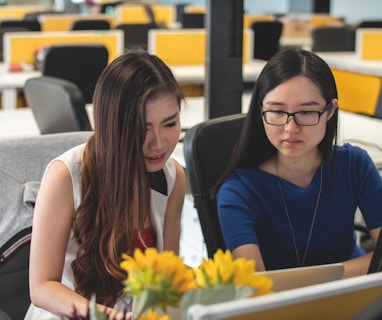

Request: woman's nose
left=149, top=131, right=164, bottom=149
left=284, top=115, right=300, bottom=130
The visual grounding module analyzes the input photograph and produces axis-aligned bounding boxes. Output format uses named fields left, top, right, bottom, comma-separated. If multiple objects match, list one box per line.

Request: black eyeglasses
left=261, top=103, right=331, bottom=126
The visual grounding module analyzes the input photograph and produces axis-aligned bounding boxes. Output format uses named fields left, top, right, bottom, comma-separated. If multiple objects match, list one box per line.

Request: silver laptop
left=257, top=263, right=344, bottom=292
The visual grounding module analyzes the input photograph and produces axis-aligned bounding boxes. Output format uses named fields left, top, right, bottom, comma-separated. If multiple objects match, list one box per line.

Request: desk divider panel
left=356, top=28, right=382, bottom=60
left=152, top=5, right=176, bottom=27
left=115, top=4, right=175, bottom=26
left=39, top=14, right=116, bottom=31
left=309, top=14, right=343, bottom=27
left=4, top=30, right=124, bottom=69
left=148, top=28, right=253, bottom=66
left=332, top=68, right=382, bottom=116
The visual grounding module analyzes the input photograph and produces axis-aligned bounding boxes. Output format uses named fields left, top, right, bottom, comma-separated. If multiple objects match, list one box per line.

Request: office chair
left=41, top=44, right=108, bottom=103
left=0, top=19, right=41, bottom=31
left=70, top=19, right=111, bottom=31
left=0, top=132, right=92, bottom=319
left=181, top=12, right=205, bottom=28
left=311, top=26, right=355, bottom=52
left=358, top=20, right=382, bottom=28
left=115, top=22, right=158, bottom=50
left=183, top=113, right=247, bottom=258
left=250, top=20, right=283, bottom=60
left=24, top=76, right=92, bottom=134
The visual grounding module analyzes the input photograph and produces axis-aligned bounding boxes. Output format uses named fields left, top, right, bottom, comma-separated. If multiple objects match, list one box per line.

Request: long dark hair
left=71, top=50, right=184, bottom=305
left=215, top=49, right=339, bottom=193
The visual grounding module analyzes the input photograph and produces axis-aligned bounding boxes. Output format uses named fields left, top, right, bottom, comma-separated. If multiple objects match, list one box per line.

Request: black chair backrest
left=181, top=12, right=205, bottom=28
left=24, top=76, right=92, bottom=134
left=183, top=114, right=247, bottom=257
left=358, top=20, right=382, bottom=28
left=42, top=44, right=108, bottom=103
left=115, top=22, right=158, bottom=50
left=311, top=26, right=355, bottom=52
left=250, top=20, right=283, bottom=60
left=70, top=19, right=111, bottom=30
left=0, top=19, right=41, bottom=31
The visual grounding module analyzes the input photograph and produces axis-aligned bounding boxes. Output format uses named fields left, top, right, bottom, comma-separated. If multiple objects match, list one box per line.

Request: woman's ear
left=327, top=98, right=338, bottom=120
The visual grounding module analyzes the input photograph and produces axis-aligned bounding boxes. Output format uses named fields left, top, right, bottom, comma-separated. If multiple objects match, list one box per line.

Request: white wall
left=331, top=0, right=382, bottom=24
left=3, top=0, right=382, bottom=25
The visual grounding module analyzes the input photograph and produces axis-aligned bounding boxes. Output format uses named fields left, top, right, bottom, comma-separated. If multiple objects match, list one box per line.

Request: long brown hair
left=71, top=49, right=184, bottom=305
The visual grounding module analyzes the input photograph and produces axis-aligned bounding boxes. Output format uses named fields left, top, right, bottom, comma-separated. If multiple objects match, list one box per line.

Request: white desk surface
left=171, top=59, right=266, bottom=84
left=0, top=60, right=266, bottom=89
left=318, top=52, right=382, bottom=77
left=0, top=60, right=266, bottom=110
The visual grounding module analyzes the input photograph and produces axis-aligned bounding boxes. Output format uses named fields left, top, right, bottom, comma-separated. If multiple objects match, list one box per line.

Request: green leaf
left=133, top=290, right=161, bottom=320
left=89, top=295, right=108, bottom=320
left=179, top=285, right=256, bottom=320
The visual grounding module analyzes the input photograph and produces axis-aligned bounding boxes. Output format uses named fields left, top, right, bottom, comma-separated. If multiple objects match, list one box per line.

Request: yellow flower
left=121, top=248, right=196, bottom=319
left=193, top=249, right=273, bottom=296
left=139, top=310, right=170, bottom=320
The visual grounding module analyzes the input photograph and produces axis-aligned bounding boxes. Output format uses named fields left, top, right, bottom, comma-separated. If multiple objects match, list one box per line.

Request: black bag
left=0, top=227, right=32, bottom=320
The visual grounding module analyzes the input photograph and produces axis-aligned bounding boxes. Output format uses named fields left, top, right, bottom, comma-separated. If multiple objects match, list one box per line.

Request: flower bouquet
left=120, top=248, right=273, bottom=320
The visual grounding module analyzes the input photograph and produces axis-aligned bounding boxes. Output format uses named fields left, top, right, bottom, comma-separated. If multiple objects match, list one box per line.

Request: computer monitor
left=368, top=228, right=382, bottom=274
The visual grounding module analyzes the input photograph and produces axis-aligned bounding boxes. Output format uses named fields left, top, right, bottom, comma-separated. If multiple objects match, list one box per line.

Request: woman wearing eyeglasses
left=216, top=48, right=382, bottom=278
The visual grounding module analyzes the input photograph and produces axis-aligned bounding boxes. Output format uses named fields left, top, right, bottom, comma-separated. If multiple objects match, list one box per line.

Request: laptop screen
left=368, top=228, right=382, bottom=274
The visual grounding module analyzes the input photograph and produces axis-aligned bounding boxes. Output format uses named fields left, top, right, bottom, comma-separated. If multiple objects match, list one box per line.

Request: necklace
left=275, top=161, right=323, bottom=267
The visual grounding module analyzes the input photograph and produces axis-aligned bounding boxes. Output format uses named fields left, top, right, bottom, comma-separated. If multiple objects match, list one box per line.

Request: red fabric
left=134, top=226, right=156, bottom=251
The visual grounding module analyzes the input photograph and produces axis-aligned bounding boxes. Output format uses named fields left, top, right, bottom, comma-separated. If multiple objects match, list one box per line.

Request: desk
left=280, top=36, right=312, bottom=50
left=170, top=60, right=266, bottom=84
left=318, top=52, right=382, bottom=77
left=0, top=60, right=266, bottom=110
left=318, top=52, right=382, bottom=117
left=0, top=64, right=40, bottom=110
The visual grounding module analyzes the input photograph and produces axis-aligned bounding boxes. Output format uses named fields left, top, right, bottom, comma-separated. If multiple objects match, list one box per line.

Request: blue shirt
left=217, top=144, right=382, bottom=270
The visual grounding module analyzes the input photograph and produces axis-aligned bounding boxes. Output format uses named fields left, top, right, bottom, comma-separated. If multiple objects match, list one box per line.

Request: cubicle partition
left=318, top=28, right=382, bottom=118
left=148, top=28, right=253, bottom=65
left=3, top=30, right=124, bottom=70
left=39, top=14, right=116, bottom=31
left=147, top=28, right=253, bottom=97
left=356, top=28, right=382, bottom=60
left=114, top=4, right=176, bottom=27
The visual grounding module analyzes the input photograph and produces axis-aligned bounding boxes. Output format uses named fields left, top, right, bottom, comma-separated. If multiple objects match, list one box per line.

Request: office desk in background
left=318, top=52, right=382, bottom=118
left=0, top=64, right=40, bottom=110
left=0, top=60, right=266, bottom=110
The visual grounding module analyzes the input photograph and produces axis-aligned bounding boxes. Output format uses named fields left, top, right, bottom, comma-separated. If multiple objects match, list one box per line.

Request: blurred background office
left=1, top=0, right=382, bottom=25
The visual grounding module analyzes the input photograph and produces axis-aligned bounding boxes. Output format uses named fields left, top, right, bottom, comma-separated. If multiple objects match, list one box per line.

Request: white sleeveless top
left=25, top=143, right=177, bottom=319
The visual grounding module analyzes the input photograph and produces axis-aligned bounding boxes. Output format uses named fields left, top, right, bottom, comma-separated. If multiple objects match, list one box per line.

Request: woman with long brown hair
left=26, top=50, right=186, bottom=319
